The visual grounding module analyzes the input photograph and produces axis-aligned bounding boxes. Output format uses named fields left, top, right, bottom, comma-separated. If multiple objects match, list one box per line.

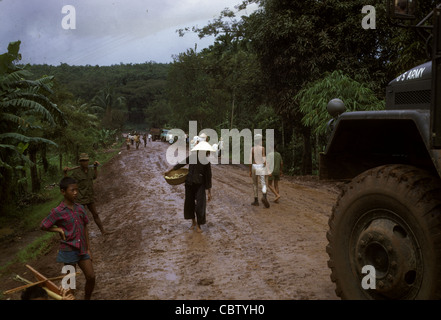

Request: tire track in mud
left=86, top=142, right=340, bottom=300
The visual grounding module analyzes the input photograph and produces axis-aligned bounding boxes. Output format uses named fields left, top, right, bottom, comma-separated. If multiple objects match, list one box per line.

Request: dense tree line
left=1, top=0, right=434, bottom=214
left=28, top=62, right=170, bottom=129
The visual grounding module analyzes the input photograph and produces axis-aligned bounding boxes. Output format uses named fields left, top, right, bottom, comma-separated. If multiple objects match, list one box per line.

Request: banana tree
left=0, top=41, right=65, bottom=205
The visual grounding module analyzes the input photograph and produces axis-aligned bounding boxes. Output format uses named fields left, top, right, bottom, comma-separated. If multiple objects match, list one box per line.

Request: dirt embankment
left=1, top=141, right=341, bottom=300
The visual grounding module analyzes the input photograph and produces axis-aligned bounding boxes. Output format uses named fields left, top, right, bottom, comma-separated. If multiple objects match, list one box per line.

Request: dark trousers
left=184, top=183, right=206, bottom=225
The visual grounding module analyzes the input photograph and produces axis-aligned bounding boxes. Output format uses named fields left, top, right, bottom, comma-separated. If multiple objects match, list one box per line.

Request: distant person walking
left=63, top=153, right=113, bottom=235
left=135, top=134, right=140, bottom=149
left=218, top=137, right=224, bottom=158
left=126, top=136, right=131, bottom=150
left=190, top=136, right=198, bottom=151
left=249, top=134, right=269, bottom=208
left=267, top=144, right=283, bottom=203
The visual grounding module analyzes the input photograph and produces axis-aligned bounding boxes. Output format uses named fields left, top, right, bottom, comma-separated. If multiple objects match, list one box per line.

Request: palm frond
left=0, top=69, right=32, bottom=86
left=0, top=143, right=34, bottom=167
left=19, top=76, right=55, bottom=94
left=0, top=112, right=35, bottom=128
left=0, top=98, right=57, bottom=125
left=0, top=132, right=58, bottom=147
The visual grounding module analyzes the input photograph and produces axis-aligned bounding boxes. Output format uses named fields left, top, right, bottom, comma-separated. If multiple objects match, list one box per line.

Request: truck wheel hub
left=354, top=213, right=422, bottom=299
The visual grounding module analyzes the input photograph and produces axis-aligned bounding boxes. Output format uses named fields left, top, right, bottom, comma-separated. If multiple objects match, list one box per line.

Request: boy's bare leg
left=77, top=259, right=95, bottom=300
left=87, top=203, right=113, bottom=235
left=274, top=180, right=281, bottom=202
left=268, top=180, right=280, bottom=202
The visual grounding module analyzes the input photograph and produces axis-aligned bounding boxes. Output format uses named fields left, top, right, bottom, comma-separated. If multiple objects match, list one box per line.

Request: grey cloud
left=1, top=0, right=251, bottom=65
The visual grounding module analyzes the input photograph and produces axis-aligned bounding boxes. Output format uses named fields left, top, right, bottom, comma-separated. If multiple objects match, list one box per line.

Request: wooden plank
left=25, top=264, right=61, bottom=295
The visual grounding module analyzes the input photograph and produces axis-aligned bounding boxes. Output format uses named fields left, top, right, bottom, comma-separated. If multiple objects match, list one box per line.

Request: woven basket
left=164, top=168, right=188, bottom=185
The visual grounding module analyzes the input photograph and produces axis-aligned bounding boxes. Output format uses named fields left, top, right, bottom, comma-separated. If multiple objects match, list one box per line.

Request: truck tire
left=327, top=164, right=441, bottom=299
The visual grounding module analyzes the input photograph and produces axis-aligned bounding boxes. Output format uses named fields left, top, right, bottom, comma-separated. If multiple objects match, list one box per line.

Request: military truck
left=149, top=128, right=161, bottom=141
left=320, top=1, right=441, bottom=299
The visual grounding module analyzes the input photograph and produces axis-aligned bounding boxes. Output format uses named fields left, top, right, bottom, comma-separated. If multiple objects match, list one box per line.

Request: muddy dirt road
left=2, top=141, right=341, bottom=300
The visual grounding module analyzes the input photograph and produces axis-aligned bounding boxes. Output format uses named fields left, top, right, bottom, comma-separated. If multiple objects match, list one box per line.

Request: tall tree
left=92, top=86, right=127, bottom=130
left=173, top=7, right=267, bottom=134
left=297, top=70, right=385, bottom=136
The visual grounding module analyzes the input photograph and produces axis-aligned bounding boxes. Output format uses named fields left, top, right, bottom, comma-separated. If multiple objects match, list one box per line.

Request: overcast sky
left=0, top=0, right=257, bottom=66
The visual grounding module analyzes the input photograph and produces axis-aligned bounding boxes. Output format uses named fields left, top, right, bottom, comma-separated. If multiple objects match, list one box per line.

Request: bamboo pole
left=65, top=164, right=100, bottom=172
left=65, top=166, right=80, bottom=172
left=3, top=272, right=80, bottom=295
left=13, top=274, right=63, bottom=300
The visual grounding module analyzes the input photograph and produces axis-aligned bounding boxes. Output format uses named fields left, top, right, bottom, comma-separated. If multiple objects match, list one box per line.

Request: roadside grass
left=0, top=186, right=61, bottom=266
left=0, top=143, right=122, bottom=274
left=15, top=233, right=58, bottom=266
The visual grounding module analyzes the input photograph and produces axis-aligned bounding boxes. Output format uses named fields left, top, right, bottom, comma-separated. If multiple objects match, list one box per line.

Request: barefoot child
left=40, top=176, right=96, bottom=300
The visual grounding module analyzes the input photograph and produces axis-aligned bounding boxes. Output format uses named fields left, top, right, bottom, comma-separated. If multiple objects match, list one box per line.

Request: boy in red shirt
left=40, top=176, right=96, bottom=300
